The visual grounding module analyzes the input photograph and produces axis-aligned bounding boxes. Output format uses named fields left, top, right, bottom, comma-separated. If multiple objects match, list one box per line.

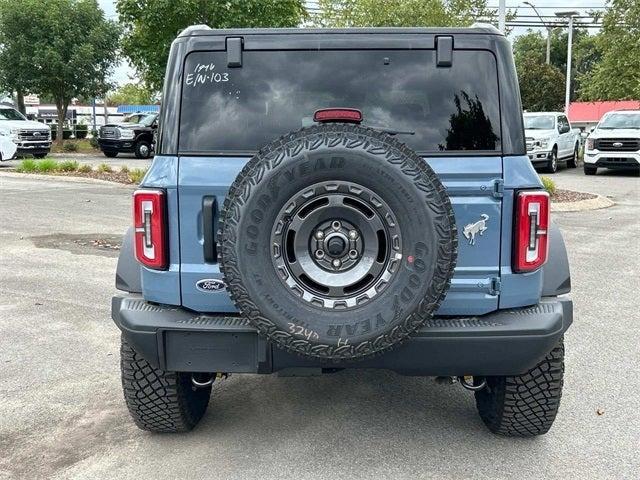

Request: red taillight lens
left=514, top=191, right=550, bottom=273
left=133, top=189, right=167, bottom=270
left=313, top=108, right=363, bottom=123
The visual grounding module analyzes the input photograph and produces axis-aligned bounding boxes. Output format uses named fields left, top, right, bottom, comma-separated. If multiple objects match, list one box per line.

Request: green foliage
left=579, top=0, right=640, bottom=100
left=57, top=160, right=79, bottom=171
left=315, top=0, right=499, bottom=27
left=62, top=142, right=78, bottom=152
left=518, top=58, right=565, bottom=112
left=117, top=0, right=306, bottom=90
left=119, top=165, right=130, bottom=173
left=75, top=124, right=88, bottom=139
left=0, top=0, right=121, bottom=142
left=35, top=159, right=58, bottom=173
left=77, top=164, right=92, bottom=173
left=97, top=163, right=113, bottom=173
left=540, top=176, right=556, bottom=196
left=128, top=168, right=147, bottom=184
left=107, top=83, right=156, bottom=106
left=16, top=159, right=37, bottom=172
left=512, top=28, right=601, bottom=103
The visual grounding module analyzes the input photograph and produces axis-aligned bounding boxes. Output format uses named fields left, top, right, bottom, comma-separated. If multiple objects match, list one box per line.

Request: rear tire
left=120, top=337, right=211, bottom=433
left=474, top=339, right=564, bottom=437
left=584, top=164, right=597, bottom=175
left=103, top=150, right=118, bottom=158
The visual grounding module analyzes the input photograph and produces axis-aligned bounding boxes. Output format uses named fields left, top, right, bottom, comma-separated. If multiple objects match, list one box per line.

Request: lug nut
left=315, top=249, right=325, bottom=259
left=348, top=249, right=358, bottom=259
left=315, top=230, right=324, bottom=239
left=348, top=230, right=358, bottom=240
left=332, top=258, right=342, bottom=268
left=332, top=221, right=341, bottom=230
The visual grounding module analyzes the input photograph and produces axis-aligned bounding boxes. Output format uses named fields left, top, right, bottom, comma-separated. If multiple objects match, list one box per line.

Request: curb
left=0, top=171, right=134, bottom=188
left=551, top=193, right=614, bottom=212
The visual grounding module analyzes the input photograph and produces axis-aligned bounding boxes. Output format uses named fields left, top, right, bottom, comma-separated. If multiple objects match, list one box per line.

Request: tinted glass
left=180, top=50, right=501, bottom=154
left=524, top=115, right=555, bottom=130
left=0, top=108, right=26, bottom=121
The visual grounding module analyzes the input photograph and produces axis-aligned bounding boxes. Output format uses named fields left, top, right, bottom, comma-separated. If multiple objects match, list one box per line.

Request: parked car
left=524, top=112, right=580, bottom=173
left=112, top=25, right=572, bottom=437
left=583, top=110, right=640, bottom=175
left=0, top=105, right=51, bottom=159
left=97, top=112, right=157, bottom=159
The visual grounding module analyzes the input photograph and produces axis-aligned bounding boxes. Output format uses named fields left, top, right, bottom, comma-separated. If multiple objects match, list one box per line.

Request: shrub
left=541, top=176, right=556, bottom=196
left=62, top=142, right=78, bottom=152
left=128, top=168, right=147, bottom=184
left=62, top=129, right=72, bottom=140
left=16, top=159, right=37, bottom=172
left=58, top=160, right=79, bottom=172
left=35, top=159, right=58, bottom=173
left=119, top=165, right=129, bottom=173
left=78, top=164, right=92, bottom=173
left=97, top=163, right=113, bottom=173
left=89, top=130, right=100, bottom=149
left=75, top=124, right=88, bottom=139
left=50, top=125, right=57, bottom=141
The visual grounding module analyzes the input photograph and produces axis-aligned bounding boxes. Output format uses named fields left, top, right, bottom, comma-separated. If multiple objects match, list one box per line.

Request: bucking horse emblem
left=463, top=214, right=489, bottom=245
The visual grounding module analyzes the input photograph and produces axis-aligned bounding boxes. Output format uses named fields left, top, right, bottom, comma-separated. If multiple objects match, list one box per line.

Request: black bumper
left=17, top=144, right=51, bottom=155
left=98, top=139, right=135, bottom=153
left=112, top=296, right=573, bottom=377
left=594, top=157, right=640, bottom=169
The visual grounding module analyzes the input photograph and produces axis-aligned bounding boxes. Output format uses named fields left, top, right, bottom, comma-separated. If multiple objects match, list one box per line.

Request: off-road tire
left=584, top=164, right=597, bottom=175
left=219, top=123, right=457, bottom=361
left=567, top=144, right=579, bottom=168
left=120, top=337, right=211, bottom=433
left=103, top=150, right=118, bottom=158
left=475, top=339, right=564, bottom=437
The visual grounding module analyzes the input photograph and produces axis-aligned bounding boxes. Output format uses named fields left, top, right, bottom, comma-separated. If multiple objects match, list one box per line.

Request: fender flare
left=541, top=222, right=571, bottom=296
left=115, top=227, right=142, bottom=293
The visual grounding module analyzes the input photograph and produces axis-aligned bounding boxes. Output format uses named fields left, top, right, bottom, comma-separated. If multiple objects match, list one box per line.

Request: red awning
left=568, top=101, right=640, bottom=123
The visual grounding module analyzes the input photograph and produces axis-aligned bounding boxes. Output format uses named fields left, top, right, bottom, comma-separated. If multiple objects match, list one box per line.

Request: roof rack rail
left=178, top=24, right=211, bottom=37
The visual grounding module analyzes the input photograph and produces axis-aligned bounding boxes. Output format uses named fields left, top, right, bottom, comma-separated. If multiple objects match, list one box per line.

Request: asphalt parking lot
left=0, top=166, right=638, bottom=479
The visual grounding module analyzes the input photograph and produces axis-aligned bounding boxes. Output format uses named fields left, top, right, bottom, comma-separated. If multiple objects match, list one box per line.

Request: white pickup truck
left=0, top=105, right=52, bottom=161
left=523, top=112, right=581, bottom=173
left=583, top=110, right=640, bottom=176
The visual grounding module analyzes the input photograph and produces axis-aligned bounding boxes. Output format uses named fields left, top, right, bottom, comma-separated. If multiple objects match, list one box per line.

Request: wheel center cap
left=327, top=236, right=346, bottom=256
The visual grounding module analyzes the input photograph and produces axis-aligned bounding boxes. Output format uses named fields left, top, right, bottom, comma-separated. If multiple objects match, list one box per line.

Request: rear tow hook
left=458, top=375, right=487, bottom=391
left=191, top=372, right=228, bottom=389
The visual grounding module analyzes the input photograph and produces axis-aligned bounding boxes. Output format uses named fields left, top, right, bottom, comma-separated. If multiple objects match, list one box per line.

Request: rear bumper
left=112, top=295, right=573, bottom=376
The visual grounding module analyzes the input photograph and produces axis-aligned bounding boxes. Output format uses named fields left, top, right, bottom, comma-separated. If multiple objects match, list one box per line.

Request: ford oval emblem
left=196, top=278, right=227, bottom=293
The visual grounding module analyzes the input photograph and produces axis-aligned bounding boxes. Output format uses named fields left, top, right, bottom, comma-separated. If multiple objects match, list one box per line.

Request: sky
left=99, top=0, right=607, bottom=87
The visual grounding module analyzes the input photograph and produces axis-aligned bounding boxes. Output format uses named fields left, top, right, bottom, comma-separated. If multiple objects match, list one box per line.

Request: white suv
left=584, top=110, right=640, bottom=175
left=523, top=112, right=580, bottom=173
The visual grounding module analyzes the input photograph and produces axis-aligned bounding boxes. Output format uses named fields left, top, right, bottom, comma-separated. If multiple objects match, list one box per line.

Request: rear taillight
left=514, top=191, right=550, bottom=273
left=133, top=189, right=167, bottom=270
left=313, top=108, right=363, bottom=123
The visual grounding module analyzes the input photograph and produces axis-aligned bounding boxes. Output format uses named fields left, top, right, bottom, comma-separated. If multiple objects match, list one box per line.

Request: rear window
left=179, top=49, right=501, bottom=154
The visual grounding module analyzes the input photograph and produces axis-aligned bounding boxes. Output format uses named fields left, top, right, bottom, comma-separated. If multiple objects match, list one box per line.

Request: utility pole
left=556, top=11, right=578, bottom=115
left=499, top=0, right=506, bottom=32
left=524, top=1, right=551, bottom=64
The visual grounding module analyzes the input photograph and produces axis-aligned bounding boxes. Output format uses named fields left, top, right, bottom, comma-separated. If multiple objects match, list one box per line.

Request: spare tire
left=219, top=124, right=457, bottom=361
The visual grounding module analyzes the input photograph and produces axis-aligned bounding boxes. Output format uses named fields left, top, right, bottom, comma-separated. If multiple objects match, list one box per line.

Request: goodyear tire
left=219, top=124, right=457, bottom=361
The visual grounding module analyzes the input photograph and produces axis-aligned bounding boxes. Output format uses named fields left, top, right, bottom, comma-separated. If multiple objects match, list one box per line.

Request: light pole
left=524, top=1, right=551, bottom=64
left=555, top=11, right=579, bottom=115
left=499, top=0, right=506, bottom=32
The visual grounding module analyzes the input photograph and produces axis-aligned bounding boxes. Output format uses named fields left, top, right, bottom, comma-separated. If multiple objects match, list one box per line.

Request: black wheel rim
left=270, top=181, right=402, bottom=310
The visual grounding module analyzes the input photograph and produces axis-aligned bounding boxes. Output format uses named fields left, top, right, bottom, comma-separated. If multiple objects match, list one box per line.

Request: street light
left=523, top=1, right=551, bottom=64
left=556, top=10, right=579, bottom=115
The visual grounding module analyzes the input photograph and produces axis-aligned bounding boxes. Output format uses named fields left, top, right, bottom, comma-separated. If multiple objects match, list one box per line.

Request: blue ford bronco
left=112, top=25, right=572, bottom=436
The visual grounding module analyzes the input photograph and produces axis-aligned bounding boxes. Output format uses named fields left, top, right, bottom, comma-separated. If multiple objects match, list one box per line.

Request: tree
left=517, top=58, right=565, bottom=112
left=315, top=0, right=499, bottom=27
left=0, top=0, right=120, bottom=143
left=117, top=0, right=307, bottom=91
left=107, top=83, right=155, bottom=106
left=579, top=0, right=640, bottom=100
left=512, top=28, right=601, bottom=102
